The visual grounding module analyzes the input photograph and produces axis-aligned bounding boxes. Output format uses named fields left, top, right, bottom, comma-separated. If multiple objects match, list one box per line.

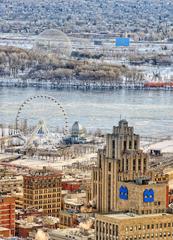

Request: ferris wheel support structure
left=15, top=95, right=69, bottom=136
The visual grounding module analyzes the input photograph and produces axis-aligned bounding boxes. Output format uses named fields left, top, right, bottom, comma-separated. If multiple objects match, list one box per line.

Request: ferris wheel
left=15, top=95, right=68, bottom=138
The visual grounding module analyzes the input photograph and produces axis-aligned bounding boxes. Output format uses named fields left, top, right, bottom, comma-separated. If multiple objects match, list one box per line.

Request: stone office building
left=92, top=120, right=173, bottom=239
left=92, top=119, right=149, bottom=212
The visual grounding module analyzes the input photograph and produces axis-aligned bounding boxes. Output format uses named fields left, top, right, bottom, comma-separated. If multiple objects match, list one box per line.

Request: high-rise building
left=23, top=167, right=62, bottom=217
left=92, top=120, right=148, bottom=212
left=93, top=120, right=172, bottom=239
left=0, top=196, right=15, bottom=236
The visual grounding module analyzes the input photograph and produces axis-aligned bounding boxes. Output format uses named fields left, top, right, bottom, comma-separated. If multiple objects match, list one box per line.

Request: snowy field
left=142, top=139, right=173, bottom=153
left=9, top=152, right=97, bottom=170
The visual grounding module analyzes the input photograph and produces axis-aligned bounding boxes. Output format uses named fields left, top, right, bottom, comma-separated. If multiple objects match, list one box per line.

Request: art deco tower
left=92, top=120, right=148, bottom=212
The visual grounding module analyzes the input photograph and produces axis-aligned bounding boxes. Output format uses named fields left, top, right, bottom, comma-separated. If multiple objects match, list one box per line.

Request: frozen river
left=0, top=87, right=173, bottom=137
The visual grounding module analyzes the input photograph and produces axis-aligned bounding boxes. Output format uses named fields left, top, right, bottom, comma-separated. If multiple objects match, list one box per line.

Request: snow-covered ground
left=142, top=139, right=173, bottom=153
left=9, top=152, right=97, bottom=170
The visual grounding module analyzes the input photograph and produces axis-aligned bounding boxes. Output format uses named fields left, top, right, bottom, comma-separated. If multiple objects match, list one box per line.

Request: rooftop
left=100, top=213, right=173, bottom=221
left=0, top=226, right=10, bottom=231
left=26, top=167, right=62, bottom=177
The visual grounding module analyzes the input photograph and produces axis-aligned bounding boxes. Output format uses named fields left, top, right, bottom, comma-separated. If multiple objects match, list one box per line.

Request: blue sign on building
left=119, top=186, right=128, bottom=200
left=115, top=37, right=130, bottom=47
left=143, top=189, right=154, bottom=203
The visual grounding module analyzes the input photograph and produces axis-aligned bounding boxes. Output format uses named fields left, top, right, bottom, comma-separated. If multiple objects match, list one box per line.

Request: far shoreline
left=0, top=81, right=173, bottom=92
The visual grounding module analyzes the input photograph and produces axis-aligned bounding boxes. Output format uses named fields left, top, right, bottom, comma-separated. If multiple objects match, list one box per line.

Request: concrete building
left=96, top=213, right=173, bottom=240
left=92, top=120, right=173, bottom=239
left=0, top=196, right=15, bottom=236
left=92, top=120, right=148, bottom=212
left=23, top=167, right=62, bottom=217
left=117, top=179, right=168, bottom=214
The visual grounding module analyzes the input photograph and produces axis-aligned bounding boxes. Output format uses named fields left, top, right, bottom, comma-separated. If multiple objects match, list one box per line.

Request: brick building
left=0, top=196, right=15, bottom=236
left=23, top=167, right=62, bottom=217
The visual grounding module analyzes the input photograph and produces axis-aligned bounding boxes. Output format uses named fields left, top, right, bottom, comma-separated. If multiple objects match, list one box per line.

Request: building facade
left=0, top=196, right=15, bottom=236
left=23, top=167, right=62, bottom=217
left=92, top=120, right=148, bottom=212
left=92, top=120, right=173, bottom=239
left=117, top=180, right=168, bottom=214
left=96, top=213, right=173, bottom=240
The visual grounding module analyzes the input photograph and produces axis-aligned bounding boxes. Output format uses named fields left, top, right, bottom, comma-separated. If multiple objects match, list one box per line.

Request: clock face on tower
left=143, top=189, right=154, bottom=203
left=119, top=186, right=128, bottom=200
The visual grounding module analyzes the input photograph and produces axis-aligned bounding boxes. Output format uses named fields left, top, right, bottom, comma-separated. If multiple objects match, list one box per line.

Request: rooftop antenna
left=120, top=115, right=122, bottom=120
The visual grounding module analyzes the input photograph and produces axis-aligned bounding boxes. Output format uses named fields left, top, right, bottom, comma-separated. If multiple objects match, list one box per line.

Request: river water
left=0, top=87, right=173, bottom=137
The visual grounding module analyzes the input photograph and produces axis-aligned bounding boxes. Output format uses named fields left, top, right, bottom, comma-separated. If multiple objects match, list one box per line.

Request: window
left=99, top=154, right=101, bottom=168
left=133, top=159, right=136, bottom=171
left=134, top=140, right=137, bottom=149
left=144, top=159, right=147, bottom=171
left=124, top=141, right=127, bottom=151
left=129, top=141, right=132, bottom=149
left=109, top=162, right=111, bottom=171
left=138, top=159, right=141, bottom=171
left=126, top=159, right=128, bottom=171
left=112, top=140, right=115, bottom=158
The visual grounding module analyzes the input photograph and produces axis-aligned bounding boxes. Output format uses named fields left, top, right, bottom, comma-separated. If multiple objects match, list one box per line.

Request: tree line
left=0, top=46, right=144, bottom=85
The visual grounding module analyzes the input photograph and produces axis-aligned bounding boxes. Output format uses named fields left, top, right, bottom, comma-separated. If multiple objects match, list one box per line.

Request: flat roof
left=99, top=213, right=173, bottom=221
left=0, top=227, right=10, bottom=231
